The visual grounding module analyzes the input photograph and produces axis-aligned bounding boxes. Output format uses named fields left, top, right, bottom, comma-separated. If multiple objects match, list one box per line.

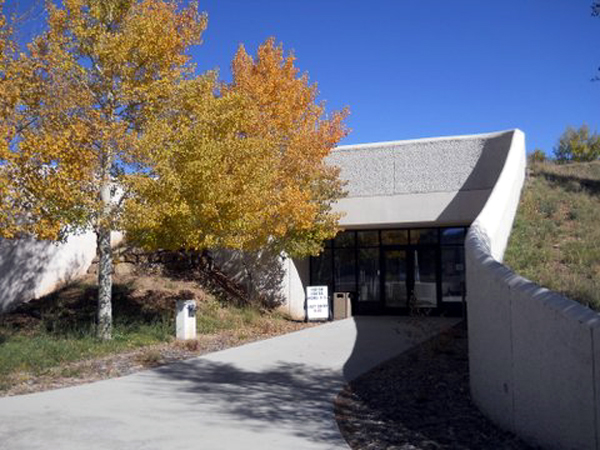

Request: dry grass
left=504, top=160, right=600, bottom=310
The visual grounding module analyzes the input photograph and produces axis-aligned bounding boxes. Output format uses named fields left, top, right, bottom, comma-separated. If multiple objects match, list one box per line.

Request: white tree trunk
left=97, top=172, right=113, bottom=340
left=96, top=224, right=112, bottom=340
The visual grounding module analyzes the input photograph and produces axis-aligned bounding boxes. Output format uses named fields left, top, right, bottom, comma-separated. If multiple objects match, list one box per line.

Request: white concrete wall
left=336, top=190, right=490, bottom=228
left=466, top=129, right=600, bottom=449
left=0, top=231, right=122, bottom=312
left=281, top=257, right=309, bottom=320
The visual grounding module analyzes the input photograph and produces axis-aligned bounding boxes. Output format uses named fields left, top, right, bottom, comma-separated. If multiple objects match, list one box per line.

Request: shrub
left=553, top=124, right=600, bottom=163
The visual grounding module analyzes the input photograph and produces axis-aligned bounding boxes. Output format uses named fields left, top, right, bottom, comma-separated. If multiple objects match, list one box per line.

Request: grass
left=0, top=277, right=296, bottom=390
left=196, top=297, right=264, bottom=334
left=0, top=323, right=170, bottom=378
left=504, top=160, right=600, bottom=311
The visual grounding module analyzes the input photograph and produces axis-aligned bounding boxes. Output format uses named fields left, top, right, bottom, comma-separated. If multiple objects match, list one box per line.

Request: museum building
left=280, top=129, right=525, bottom=319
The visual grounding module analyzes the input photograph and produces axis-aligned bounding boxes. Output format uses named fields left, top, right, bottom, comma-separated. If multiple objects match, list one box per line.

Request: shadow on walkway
left=146, top=358, right=345, bottom=445
left=142, top=316, right=457, bottom=448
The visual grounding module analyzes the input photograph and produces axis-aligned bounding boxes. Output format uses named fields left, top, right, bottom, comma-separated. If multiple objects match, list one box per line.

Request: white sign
left=306, top=286, right=329, bottom=321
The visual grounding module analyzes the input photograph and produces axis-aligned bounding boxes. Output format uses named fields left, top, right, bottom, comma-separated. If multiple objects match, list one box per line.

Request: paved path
left=0, top=317, right=459, bottom=450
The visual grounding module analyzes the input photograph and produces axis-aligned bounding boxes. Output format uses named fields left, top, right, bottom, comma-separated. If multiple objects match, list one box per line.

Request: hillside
left=504, top=160, right=600, bottom=311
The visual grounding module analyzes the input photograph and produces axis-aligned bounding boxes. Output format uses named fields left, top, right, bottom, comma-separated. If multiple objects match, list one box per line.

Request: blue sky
left=10, top=0, right=600, bottom=155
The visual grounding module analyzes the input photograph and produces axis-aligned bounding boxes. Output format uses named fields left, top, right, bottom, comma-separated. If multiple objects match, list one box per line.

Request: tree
left=553, top=124, right=600, bottom=163
left=528, top=148, right=546, bottom=164
left=0, top=1, right=42, bottom=238
left=124, top=38, right=349, bottom=258
left=228, top=38, right=350, bottom=256
left=0, top=0, right=207, bottom=339
left=123, top=74, right=286, bottom=252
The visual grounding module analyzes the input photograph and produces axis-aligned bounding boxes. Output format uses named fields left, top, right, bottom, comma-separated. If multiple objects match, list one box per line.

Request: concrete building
left=279, top=129, right=524, bottom=320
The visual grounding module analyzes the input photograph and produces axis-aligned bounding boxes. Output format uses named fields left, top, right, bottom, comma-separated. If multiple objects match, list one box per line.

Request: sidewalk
left=0, top=316, right=458, bottom=450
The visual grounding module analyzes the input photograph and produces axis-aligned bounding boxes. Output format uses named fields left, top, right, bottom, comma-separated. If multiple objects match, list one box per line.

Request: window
left=334, top=231, right=355, bottom=248
left=334, top=248, right=356, bottom=293
left=411, top=228, right=438, bottom=244
left=440, top=227, right=467, bottom=303
left=357, top=248, right=380, bottom=302
left=441, top=227, right=466, bottom=245
left=309, top=226, right=468, bottom=313
left=310, top=248, right=332, bottom=290
left=381, top=229, right=408, bottom=245
left=357, top=230, right=379, bottom=247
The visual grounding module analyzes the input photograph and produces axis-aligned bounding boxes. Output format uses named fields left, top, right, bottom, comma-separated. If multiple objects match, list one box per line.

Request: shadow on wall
left=0, top=231, right=123, bottom=313
left=436, top=131, right=513, bottom=225
left=0, top=234, right=95, bottom=313
left=210, top=248, right=286, bottom=308
left=0, top=238, right=55, bottom=312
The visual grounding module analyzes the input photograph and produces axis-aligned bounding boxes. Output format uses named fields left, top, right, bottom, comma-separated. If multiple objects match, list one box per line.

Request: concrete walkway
left=0, top=316, right=459, bottom=450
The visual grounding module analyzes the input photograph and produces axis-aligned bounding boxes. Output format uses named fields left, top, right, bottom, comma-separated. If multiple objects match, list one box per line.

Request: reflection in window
left=384, top=249, right=408, bottom=308
left=334, top=231, right=355, bottom=248
left=413, top=248, right=437, bottom=307
left=334, top=248, right=356, bottom=293
left=441, top=227, right=466, bottom=245
left=411, top=228, right=438, bottom=245
left=357, top=230, right=379, bottom=247
left=381, top=229, right=408, bottom=245
left=310, top=249, right=332, bottom=290
left=441, top=247, right=465, bottom=302
left=310, top=226, right=467, bottom=313
left=358, top=248, right=379, bottom=302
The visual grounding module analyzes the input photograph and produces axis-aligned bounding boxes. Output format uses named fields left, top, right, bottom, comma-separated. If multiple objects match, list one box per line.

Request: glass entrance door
left=383, top=248, right=408, bottom=309
left=383, top=246, right=439, bottom=311
left=309, top=227, right=463, bottom=315
left=412, top=247, right=438, bottom=308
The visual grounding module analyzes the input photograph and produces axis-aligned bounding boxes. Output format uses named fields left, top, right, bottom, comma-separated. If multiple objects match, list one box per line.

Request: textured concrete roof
left=327, top=130, right=515, bottom=198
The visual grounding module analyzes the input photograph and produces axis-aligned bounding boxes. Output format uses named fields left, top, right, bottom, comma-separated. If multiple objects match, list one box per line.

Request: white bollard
left=176, top=299, right=197, bottom=340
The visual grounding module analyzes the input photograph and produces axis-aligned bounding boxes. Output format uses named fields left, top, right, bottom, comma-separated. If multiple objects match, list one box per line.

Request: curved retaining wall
left=466, top=130, right=600, bottom=449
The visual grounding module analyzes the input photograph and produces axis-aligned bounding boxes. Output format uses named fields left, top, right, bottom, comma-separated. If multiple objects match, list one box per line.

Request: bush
left=528, top=148, right=546, bottom=164
left=553, top=124, right=600, bottom=163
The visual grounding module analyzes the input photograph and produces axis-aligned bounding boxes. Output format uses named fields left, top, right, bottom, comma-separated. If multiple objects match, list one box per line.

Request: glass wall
left=412, top=247, right=437, bottom=307
left=440, top=228, right=466, bottom=303
left=383, top=248, right=407, bottom=308
left=310, top=227, right=467, bottom=314
left=358, top=248, right=380, bottom=303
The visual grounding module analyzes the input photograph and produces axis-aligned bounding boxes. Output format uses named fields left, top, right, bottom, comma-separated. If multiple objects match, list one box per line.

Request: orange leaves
left=227, top=38, right=350, bottom=256
left=123, top=39, right=350, bottom=257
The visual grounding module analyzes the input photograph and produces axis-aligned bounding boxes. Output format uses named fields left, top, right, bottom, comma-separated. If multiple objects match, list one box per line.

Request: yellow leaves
left=126, top=37, right=349, bottom=257
left=1, top=0, right=210, bottom=242
left=123, top=77, right=282, bottom=251
left=1, top=2, right=348, bottom=258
